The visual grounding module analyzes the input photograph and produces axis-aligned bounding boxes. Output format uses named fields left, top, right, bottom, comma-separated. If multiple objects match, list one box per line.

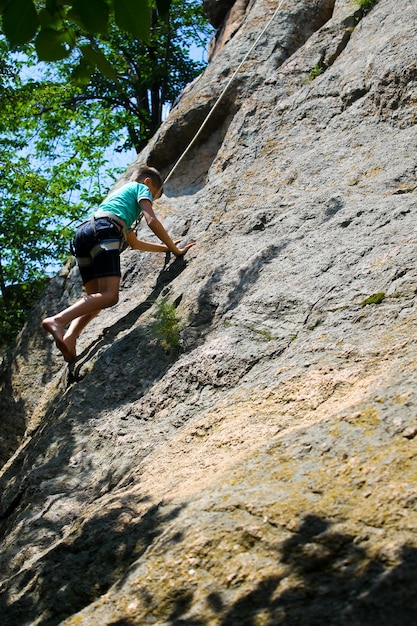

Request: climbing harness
left=71, top=213, right=127, bottom=261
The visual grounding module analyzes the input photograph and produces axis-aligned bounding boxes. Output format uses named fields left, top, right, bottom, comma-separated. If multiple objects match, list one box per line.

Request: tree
left=0, top=52, right=95, bottom=347
left=0, top=0, right=213, bottom=348
left=0, top=0, right=168, bottom=63
left=53, top=0, right=211, bottom=151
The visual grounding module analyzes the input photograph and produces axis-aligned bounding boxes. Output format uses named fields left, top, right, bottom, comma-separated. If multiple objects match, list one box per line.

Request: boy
left=42, top=166, right=195, bottom=362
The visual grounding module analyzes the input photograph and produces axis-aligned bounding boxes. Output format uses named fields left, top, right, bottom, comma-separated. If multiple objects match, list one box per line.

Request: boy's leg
left=63, top=277, right=110, bottom=356
left=42, top=275, right=120, bottom=361
left=43, top=219, right=123, bottom=362
left=63, top=313, right=99, bottom=357
left=63, top=278, right=100, bottom=357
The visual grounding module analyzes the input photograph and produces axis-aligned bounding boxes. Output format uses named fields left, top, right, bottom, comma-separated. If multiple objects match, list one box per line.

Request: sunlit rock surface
left=1, top=1, right=417, bottom=624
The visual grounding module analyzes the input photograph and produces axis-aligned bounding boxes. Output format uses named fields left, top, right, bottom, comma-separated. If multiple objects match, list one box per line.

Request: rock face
left=1, top=0, right=417, bottom=624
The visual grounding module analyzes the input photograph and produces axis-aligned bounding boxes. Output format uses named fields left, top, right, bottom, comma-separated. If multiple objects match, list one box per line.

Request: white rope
left=162, top=0, right=285, bottom=187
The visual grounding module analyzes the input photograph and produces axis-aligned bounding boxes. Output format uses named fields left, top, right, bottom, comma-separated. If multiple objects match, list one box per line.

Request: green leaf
left=38, top=8, right=62, bottom=28
left=113, top=0, right=150, bottom=41
left=0, top=0, right=10, bottom=14
left=35, top=27, right=71, bottom=61
left=156, top=0, right=170, bottom=17
left=2, top=0, right=39, bottom=47
left=80, top=44, right=118, bottom=80
left=69, top=0, right=109, bottom=33
left=45, top=0, right=67, bottom=11
left=71, top=56, right=94, bottom=83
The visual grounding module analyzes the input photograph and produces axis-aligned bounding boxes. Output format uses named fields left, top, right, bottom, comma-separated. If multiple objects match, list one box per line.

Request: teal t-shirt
left=95, top=182, right=153, bottom=229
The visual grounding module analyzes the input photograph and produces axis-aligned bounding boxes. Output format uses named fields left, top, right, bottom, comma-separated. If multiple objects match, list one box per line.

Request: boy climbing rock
left=42, top=165, right=195, bottom=362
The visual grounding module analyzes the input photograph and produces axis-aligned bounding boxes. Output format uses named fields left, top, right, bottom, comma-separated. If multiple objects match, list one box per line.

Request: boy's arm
left=126, top=230, right=169, bottom=252
left=139, top=199, right=195, bottom=256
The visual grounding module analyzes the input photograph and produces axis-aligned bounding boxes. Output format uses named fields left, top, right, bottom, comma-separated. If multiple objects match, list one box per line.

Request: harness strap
left=90, top=214, right=96, bottom=236
left=76, top=238, right=123, bottom=265
left=94, top=212, right=128, bottom=239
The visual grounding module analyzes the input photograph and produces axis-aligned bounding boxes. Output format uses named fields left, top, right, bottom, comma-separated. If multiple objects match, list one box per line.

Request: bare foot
left=63, top=331, right=77, bottom=360
left=42, top=317, right=75, bottom=363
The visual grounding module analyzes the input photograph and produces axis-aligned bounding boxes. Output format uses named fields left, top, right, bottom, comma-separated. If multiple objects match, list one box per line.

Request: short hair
left=130, top=165, right=163, bottom=190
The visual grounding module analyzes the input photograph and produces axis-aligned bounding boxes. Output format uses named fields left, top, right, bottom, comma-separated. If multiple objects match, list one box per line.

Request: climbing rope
left=162, top=0, right=286, bottom=187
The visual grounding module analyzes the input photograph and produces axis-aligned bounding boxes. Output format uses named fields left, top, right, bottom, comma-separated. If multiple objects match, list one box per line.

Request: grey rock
left=1, top=0, right=417, bottom=624
left=203, top=0, right=237, bottom=28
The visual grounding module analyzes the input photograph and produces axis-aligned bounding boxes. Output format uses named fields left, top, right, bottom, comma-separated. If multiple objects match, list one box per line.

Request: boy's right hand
left=175, top=241, right=196, bottom=256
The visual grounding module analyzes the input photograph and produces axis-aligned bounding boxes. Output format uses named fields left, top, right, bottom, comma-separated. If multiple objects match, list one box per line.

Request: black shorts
left=72, top=218, right=124, bottom=285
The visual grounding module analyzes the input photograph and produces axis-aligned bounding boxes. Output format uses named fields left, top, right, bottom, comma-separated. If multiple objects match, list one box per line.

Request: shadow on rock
left=69, top=255, right=188, bottom=383
left=216, top=514, right=417, bottom=626
left=123, top=514, right=417, bottom=626
left=0, top=499, right=184, bottom=626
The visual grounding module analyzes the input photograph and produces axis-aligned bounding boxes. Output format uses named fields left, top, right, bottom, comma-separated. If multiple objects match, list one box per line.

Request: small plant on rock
left=151, top=298, right=182, bottom=353
left=308, top=63, right=325, bottom=81
left=355, top=0, right=379, bottom=13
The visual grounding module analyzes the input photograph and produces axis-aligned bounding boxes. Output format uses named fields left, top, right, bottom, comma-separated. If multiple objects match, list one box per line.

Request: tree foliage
left=0, top=0, right=168, bottom=62
left=0, top=0, right=213, bottom=349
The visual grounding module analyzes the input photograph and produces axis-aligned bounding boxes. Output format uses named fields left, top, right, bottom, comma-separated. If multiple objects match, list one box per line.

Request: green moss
left=223, top=320, right=276, bottom=341
left=360, top=292, right=385, bottom=307
left=307, top=319, right=322, bottom=331
left=247, top=326, right=276, bottom=341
